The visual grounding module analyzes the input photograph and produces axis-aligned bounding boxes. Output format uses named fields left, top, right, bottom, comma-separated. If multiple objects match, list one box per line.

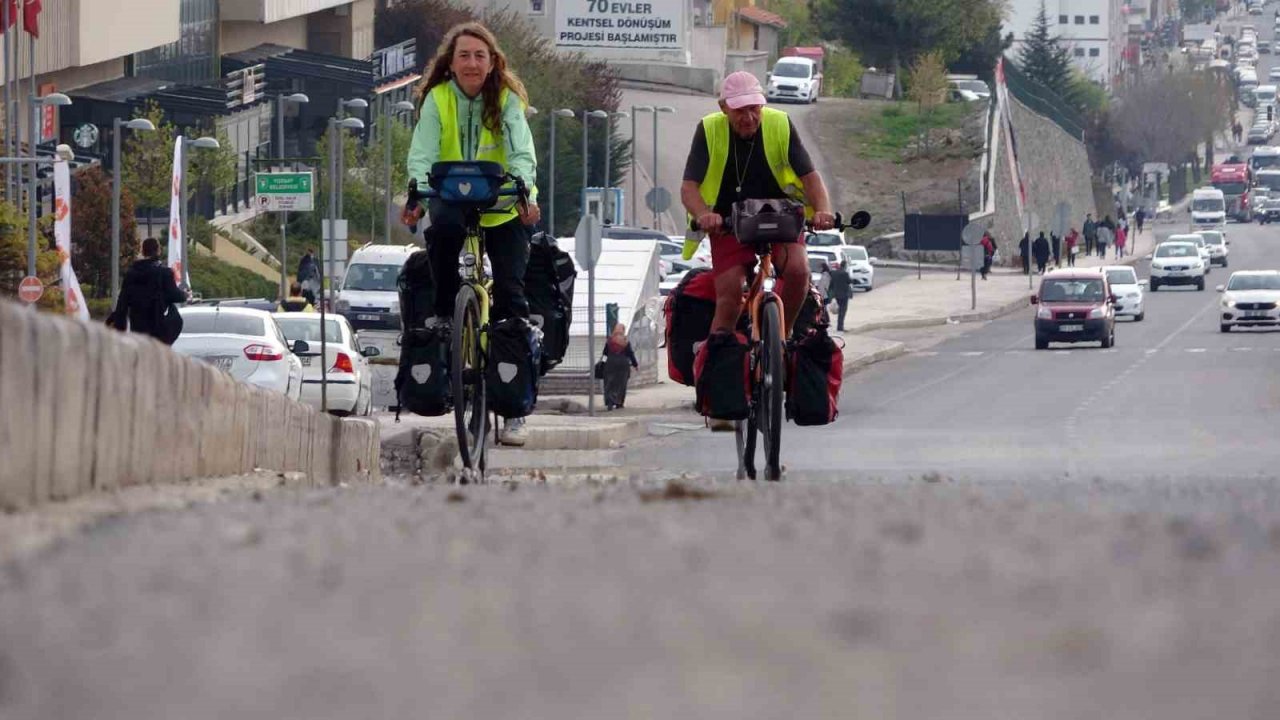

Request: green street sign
left=255, top=172, right=314, bottom=211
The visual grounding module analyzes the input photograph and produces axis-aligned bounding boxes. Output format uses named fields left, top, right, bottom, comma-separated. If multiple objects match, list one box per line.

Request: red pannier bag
left=787, top=326, right=843, bottom=426
left=693, top=330, right=752, bottom=420
left=664, top=267, right=718, bottom=386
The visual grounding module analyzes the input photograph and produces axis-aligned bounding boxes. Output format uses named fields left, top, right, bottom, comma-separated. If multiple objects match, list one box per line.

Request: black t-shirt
left=682, top=116, right=815, bottom=217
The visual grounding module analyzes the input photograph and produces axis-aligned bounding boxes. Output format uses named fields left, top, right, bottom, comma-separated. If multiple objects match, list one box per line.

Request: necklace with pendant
left=733, top=135, right=756, bottom=195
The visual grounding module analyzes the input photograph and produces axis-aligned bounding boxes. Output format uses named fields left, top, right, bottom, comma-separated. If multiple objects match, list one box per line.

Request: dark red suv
left=1031, top=269, right=1117, bottom=349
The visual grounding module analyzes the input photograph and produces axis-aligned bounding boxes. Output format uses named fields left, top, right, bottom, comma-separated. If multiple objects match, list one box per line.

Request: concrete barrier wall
left=0, top=299, right=380, bottom=512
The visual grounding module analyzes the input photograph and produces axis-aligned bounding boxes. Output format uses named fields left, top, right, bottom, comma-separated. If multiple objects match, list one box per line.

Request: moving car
left=1149, top=241, right=1207, bottom=291
left=1218, top=270, right=1280, bottom=331
left=1104, top=265, right=1146, bottom=321
left=1031, top=268, right=1117, bottom=349
left=335, top=244, right=418, bottom=332
left=1258, top=194, right=1280, bottom=223
left=273, top=313, right=379, bottom=416
left=173, top=306, right=305, bottom=400
left=843, top=244, right=877, bottom=292
left=1198, top=229, right=1230, bottom=267
left=766, top=56, right=822, bottom=103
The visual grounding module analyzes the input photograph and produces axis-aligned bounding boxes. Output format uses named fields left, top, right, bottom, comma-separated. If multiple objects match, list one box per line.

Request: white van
left=1190, top=187, right=1227, bottom=231
left=334, top=243, right=419, bottom=333
left=1255, top=84, right=1278, bottom=106
left=766, top=57, right=822, bottom=104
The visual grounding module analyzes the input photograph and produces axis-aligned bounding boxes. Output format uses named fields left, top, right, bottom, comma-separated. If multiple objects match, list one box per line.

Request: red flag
left=23, top=0, right=39, bottom=37
left=2, top=0, right=17, bottom=31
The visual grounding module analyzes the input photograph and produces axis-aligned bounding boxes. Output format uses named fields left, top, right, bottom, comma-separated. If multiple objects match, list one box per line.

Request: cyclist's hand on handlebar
left=518, top=201, right=541, bottom=226
left=697, top=212, right=724, bottom=233
left=811, top=211, right=837, bottom=231
left=401, top=204, right=425, bottom=227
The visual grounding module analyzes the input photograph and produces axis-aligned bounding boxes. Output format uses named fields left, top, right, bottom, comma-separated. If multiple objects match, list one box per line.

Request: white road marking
left=1186, top=348, right=1207, bottom=353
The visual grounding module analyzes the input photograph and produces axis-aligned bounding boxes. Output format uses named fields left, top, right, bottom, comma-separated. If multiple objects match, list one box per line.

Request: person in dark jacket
left=1019, top=231, right=1031, bottom=274
left=601, top=323, right=639, bottom=410
left=297, top=248, right=320, bottom=304
left=1032, top=232, right=1051, bottom=274
left=109, top=237, right=187, bottom=344
left=1083, top=214, right=1097, bottom=256
left=980, top=232, right=996, bottom=280
left=827, top=261, right=854, bottom=329
left=1050, top=232, right=1061, bottom=268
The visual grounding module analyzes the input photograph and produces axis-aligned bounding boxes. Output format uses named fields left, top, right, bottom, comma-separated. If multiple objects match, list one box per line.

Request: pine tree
left=1017, top=0, right=1077, bottom=105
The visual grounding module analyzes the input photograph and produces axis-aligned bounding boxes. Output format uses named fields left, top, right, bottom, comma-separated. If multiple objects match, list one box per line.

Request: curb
left=845, top=295, right=1031, bottom=334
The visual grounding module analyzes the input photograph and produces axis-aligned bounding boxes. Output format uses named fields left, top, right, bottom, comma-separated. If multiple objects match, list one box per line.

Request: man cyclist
left=402, top=21, right=540, bottom=445
left=680, top=70, right=837, bottom=337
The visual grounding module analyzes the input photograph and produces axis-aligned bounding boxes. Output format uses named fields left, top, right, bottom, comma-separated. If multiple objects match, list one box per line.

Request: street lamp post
left=602, top=111, right=629, bottom=224
left=111, top=117, right=156, bottom=300
left=275, top=92, right=310, bottom=299
left=178, top=135, right=221, bottom=291
left=383, top=99, right=416, bottom=244
left=549, top=108, right=575, bottom=236
left=582, top=110, right=608, bottom=219
left=27, top=93, right=72, bottom=277
left=652, top=106, right=675, bottom=230
left=323, top=116, right=366, bottom=413
left=630, top=105, right=654, bottom=225
left=334, top=98, right=368, bottom=223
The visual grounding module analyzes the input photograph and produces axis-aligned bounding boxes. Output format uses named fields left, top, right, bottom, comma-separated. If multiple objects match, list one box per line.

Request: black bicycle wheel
left=452, top=284, right=487, bottom=474
left=760, top=299, right=785, bottom=481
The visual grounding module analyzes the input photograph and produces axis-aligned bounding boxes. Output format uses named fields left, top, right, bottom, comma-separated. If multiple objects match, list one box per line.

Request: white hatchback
left=174, top=307, right=305, bottom=400
left=274, top=313, right=379, bottom=416
left=1197, top=229, right=1229, bottom=267
left=1104, top=265, right=1146, bottom=320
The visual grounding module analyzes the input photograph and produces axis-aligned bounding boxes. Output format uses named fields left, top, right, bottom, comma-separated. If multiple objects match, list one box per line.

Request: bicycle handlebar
left=405, top=175, right=529, bottom=213
left=687, top=210, right=871, bottom=234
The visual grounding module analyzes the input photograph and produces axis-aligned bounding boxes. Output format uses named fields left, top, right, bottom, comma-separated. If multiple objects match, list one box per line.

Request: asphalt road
left=623, top=219, right=1280, bottom=486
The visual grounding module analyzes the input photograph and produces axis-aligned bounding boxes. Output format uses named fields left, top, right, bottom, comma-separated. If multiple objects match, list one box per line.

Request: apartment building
left=1007, top=0, right=1128, bottom=89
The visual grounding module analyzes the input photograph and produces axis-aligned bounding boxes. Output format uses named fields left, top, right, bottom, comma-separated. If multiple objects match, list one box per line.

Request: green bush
left=859, top=102, right=969, bottom=160
left=190, top=254, right=278, bottom=301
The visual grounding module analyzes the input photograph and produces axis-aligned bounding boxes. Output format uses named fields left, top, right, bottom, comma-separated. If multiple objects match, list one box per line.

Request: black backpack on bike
left=487, top=317, right=541, bottom=418
left=524, top=232, right=577, bottom=375
left=397, top=249, right=435, bottom=332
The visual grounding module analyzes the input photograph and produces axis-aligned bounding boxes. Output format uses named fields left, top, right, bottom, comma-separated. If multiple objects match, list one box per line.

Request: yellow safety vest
left=698, top=107, right=809, bottom=216
left=431, top=83, right=523, bottom=228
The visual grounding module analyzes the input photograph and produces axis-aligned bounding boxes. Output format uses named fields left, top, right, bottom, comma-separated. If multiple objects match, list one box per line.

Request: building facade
left=1006, top=0, right=1127, bottom=89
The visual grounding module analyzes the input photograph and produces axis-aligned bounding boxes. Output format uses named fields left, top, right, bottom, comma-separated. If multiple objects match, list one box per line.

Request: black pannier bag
left=486, top=317, right=541, bottom=418
left=524, top=232, right=577, bottom=375
left=397, top=249, right=435, bottom=332
left=787, top=327, right=843, bottom=426
left=395, top=326, right=452, bottom=418
left=664, top=267, right=718, bottom=386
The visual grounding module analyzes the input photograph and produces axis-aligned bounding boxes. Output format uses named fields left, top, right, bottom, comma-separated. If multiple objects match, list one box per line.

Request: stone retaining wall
left=0, top=300, right=380, bottom=511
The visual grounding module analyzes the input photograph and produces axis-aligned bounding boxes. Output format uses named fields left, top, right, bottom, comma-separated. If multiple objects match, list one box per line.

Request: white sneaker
left=500, top=417, right=529, bottom=446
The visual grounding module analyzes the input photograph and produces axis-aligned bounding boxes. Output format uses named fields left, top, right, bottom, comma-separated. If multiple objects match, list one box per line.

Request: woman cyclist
left=401, top=21, right=541, bottom=445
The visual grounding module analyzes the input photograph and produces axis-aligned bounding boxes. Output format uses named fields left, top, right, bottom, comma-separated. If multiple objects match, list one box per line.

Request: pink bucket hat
left=720, top=71, right=766, bottom=109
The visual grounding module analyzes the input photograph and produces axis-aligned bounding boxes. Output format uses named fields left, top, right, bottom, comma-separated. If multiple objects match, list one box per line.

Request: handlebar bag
left=429, top=160, right=505, bottom=208
left=732, top=198, right=805, bottom=246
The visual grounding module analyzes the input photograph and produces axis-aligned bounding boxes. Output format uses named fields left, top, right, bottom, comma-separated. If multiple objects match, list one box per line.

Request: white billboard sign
left=555, top=0, right=684, bottom=51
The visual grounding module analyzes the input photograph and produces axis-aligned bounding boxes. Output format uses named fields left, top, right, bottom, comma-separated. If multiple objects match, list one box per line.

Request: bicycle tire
left=452, top=284, right=487, bottom=474
left=735, top=419, right=756, bottom=480
left=760, top=299, right=784, bottom=481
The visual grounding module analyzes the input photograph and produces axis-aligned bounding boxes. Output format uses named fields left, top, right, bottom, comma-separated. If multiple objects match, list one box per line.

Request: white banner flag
left=53, top=159, right=89, bottom=321
left=168, top=135, right=184, bottom=286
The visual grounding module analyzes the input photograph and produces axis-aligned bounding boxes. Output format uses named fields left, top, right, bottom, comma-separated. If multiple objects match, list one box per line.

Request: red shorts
left=709, top=230, right=803, bottom=274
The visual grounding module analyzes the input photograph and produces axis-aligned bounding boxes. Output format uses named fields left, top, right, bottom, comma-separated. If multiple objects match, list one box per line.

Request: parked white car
left=1104, top=265, right=1146, bottom=321
left=843, top=244, right=877, bottom=291
left=173, top=306, right=305, bottom=400
left=273, top=313, right=379, bottom=416
left=1218, top=270, right=1280, bottom=331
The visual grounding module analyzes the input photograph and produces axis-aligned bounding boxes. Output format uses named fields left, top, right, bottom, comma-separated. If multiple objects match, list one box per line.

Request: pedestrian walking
left=827, top=261, right=853, bottom=329
left=1233, top=120, right=1244, bottom=144
left=1134, top=207, right=1146, bottom=234
left=1114, top=223, right=1127, bottom=259
left=1083, top=214, right=1097, bottom=257
left=1096, top=217, right=1113, bottom=259
left=1050, top=232, right=1062, bottom=268
left=599, top=323, right=638, bottom=411
left=108, top=237, right=188, bottom=345
left=278, top=281, right=315, bottom=312
left=815, top=261, right=832, bottom=302
left=980, top=232, right=996, bottom=280
left=1032, top=232, right=1051, bottom=274
left=1065, top=227, right=1079, bottom=267
left=1019, top=231, right=1031, bottom=274
left=297, top=248, right=320, bottom=305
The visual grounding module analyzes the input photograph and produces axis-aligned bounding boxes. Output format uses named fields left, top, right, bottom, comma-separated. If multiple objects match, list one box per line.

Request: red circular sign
left=18, top=276, right=43, bottom=304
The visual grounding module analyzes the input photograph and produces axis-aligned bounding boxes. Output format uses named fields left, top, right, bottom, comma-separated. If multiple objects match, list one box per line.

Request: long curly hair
left=414, top=22, right=529, bottom=136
